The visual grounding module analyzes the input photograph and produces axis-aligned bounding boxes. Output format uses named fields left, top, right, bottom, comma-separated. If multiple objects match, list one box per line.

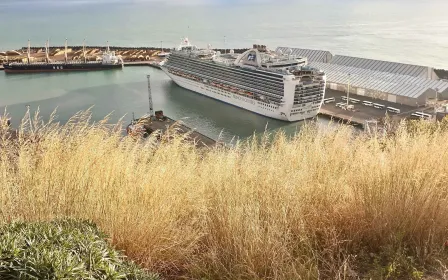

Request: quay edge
left=126, top=110, right=218, bottom=148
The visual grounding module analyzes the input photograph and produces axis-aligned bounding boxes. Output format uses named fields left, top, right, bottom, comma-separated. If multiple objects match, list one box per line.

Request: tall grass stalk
left=1, top=110, right=448, bottom=279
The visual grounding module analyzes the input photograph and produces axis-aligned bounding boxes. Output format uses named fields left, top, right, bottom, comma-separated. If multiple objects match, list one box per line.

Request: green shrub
left=0, top=219, right=160, bottom=280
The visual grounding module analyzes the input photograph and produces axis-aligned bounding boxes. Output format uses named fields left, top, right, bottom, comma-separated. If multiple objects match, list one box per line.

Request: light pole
left=346, top=73, right=351, bottom=108
left=435, top=88, right=439, bottom=118
left=147, top=75, right=154, bottom=118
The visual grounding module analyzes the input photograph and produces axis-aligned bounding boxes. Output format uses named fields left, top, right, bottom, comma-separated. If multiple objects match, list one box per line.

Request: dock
left=124, top=61, right=161, bottom=69
left=318, top=89, right=433, bottom=128
left=127, top=112, right=217, bottom=148
left=0, top=45, right=167, bottom=69
left=125, top=74, right=218, bottom=148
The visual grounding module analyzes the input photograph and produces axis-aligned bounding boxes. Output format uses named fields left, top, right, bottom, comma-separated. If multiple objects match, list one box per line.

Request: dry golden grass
left=1, top=110, right=448, bottom=279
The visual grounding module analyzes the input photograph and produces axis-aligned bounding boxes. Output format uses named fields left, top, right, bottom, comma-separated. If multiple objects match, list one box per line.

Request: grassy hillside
left=1, top=111, right=448, bottom=279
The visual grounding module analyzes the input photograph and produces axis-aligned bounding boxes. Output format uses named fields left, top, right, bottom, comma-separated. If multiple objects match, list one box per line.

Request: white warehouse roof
left=330, top=55, right=434, bottom=79
left=310, top=62, right=448, bottom=98
left=276, top=47, right=333, bottom=63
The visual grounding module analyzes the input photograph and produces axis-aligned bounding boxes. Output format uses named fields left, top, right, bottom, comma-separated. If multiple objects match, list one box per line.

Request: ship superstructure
left=3, top=39, right=123, bottom=73
left=160, top=38, right=326, bottom=121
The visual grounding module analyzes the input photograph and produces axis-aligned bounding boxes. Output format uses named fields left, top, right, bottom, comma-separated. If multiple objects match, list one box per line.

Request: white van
left=411, top=112, right=431, bottom=119
left=349, top=98, right=360, bottom=104
left=323, top=97, right=335, bottom=104
left=373, top=103, right=385, bottom=109
left=362, top=101, right=373, bottom=106
left=386, top=107, right=401, bottom=114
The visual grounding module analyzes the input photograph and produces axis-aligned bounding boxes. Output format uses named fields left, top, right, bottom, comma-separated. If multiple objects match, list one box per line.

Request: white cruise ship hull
left=162, top=68, right=321, bottom=122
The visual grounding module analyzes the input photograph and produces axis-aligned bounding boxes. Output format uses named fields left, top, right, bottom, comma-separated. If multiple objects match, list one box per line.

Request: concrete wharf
left=124, top=61, right=161, bottom=69
left=318, top=89, right=433, bottom=128
left=127, top=113, right=217, bottom=148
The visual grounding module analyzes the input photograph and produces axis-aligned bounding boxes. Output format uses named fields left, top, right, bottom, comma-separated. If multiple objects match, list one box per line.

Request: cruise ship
left=160, top=38, right=326, bottom=121
left=3, top=39, right=123, bottom=73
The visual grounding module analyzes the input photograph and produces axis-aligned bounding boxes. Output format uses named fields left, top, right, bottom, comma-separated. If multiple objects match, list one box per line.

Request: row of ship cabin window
left=290, top=110, right=315, bottom=116
left=211, top=86, right=278, bottom=108
left=291, top=104, right=318, bottom=113
left=213, top=88, right=275, bottom=110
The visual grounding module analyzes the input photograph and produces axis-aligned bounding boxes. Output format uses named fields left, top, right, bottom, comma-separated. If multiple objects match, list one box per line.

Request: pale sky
left=3, top=0, right=279, bottom=5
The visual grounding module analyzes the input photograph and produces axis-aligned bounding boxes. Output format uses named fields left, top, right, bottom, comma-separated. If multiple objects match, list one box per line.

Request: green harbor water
left=0, top=67, right=312, bottom=142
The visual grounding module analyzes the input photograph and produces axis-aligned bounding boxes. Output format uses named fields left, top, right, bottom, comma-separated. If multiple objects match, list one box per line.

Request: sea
left=1, top=0, right=447, bottom=141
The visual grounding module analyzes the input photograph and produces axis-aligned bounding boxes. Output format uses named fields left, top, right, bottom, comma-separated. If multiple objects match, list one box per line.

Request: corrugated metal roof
left=329, top=55, right=432, bottom=79
left=310, top=62, right=448, bottom=99
left=276, top=47, right=332, bottom=63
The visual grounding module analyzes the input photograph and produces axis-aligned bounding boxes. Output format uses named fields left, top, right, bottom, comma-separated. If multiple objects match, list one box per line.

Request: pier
left=318, top=89, right=436, bottom=128
left=127, top=113, right=217, bottom=148
left=124, top=61, right=161, bottom=69
left=127, top=75, right=218, bottom=148
left=0, top=45, right=167, bottom=66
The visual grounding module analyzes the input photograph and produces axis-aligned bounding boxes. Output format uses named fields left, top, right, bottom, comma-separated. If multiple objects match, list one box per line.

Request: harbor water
left=0, top=67, right=310, bottom=142
left=1, top=0, right=447, bottom=140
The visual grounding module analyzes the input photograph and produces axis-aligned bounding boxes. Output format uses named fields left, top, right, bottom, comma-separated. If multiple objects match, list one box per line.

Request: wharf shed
left=310, top=62, right=448, bottom=107
left=276, top=47, right=333, bottom=63
left=329, top=55, right=439, bottom=80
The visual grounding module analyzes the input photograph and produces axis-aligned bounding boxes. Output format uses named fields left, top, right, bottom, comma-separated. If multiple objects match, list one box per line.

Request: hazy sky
left=2, top=0, right=280, bottom=5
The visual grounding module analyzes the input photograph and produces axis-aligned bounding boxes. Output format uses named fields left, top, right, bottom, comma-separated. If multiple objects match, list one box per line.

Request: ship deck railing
left=167, top=61, right=284, bottom=94
left=169, top=55, right=285, bottom=86
left=168, top=65, right=285, bottom=101
left=168, top=68, right=286, bottom=106
left=176, top=52, right=291, bottom=76
left=170, top=54, right=285, bottom=81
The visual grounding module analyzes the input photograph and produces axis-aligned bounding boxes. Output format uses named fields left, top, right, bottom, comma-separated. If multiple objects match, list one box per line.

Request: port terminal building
left=277, top=47, right=448, bottom=107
